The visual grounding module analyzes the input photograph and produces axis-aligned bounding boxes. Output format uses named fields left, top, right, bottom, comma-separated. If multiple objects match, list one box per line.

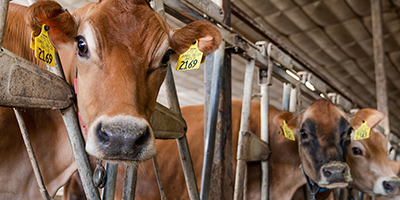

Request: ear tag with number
left=354, top=120, right=371, bottom=140
left=176, top=40, right=203, bottom=71
left=282, top=120, right=295, bottom=141
left=33, top=24, right=55, bottom=67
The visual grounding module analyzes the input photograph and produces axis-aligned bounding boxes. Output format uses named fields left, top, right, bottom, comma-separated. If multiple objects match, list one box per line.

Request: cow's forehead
left=76, top=0, right=170, bottom=53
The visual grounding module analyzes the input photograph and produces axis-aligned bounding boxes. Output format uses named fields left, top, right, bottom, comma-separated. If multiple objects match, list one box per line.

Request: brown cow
left=347, top=109, right=400, bottom=197
left=1, top=0, right=221, bottom=198
left=64, top=98, right=352, bottom=199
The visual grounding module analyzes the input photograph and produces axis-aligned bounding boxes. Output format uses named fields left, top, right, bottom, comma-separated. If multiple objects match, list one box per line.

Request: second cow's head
left=274, top=99, right=353, bottom=188
left=26, top=0, right=221, bottom=162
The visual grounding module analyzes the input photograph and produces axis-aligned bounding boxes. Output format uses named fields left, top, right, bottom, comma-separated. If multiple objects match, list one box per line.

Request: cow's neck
left=0, top=107, right=76, bottom=199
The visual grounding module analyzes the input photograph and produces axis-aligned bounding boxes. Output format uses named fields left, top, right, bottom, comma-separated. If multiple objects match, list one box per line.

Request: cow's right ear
left=350, top=108, right=384, bottom=130
left=273, top=111, right=298, bottom=135
left=26, top=0, right=76, bottom=47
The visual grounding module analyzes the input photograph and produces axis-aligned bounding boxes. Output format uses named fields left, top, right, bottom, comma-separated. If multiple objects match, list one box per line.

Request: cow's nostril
left=97, top=125, right=110, bottom=144
left=383, top=181, right=394, bottom=193
left=323, top=168, right=332, bottom=177
left=135, top=126, right=150, bottom=146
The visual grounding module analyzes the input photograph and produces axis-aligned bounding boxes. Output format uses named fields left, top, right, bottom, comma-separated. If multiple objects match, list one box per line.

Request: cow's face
left=26, top=0, right=221, bottom=162
left=274, top=99, right=352, bottom=188
left=347, top=109, right=400, bottom=197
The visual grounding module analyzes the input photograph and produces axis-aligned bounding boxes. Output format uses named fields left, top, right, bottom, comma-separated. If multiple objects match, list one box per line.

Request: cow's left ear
left=26, top=0, right=76, bottom=47
left=350, top=108, right=384, bottom=130
left=273, top=111, right=298, bottom=136
left=170, top=21, right=222, bottom=56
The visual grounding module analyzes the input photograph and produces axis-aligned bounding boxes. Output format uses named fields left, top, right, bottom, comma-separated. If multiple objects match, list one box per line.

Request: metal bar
left=282, top=83, right=291, bottom=111
left=165, top=65, right=200, bottom=199
left=122, top=164, right=138, bottom=200
left=289, top=87, right=297, bottom=112
left=52, top=52, right=100, bottom=200
left=234, top=59, right=255, bottom=200
left=260, top=84, right=269, bottom=200
left=371, top=0, right=390, bottom=136
left=155, top=0, right=199, bottom=198
left=0, top=0, right=10, bottom=47
left=101, top=163, right=118, bottom=200
left=14, top=108, right=51, bottom=200
left=152, top=157, right=167, bottom=200
left=243, top=164, right=248, bottom=200
left=200, top=42, right=225, bottom=200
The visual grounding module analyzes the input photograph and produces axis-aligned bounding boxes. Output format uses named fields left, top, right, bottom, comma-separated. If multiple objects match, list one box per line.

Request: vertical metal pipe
left=353, top=189, right=360, bottom=200
left=371, top=0, right=390, bottom=136
left=102, top=163, right=118, bottom=200
left=234, top=59, right=255, bottom=200
left=122, top=164, right=138, bottom=200
left=200, top=42, right=225, bottom=200
left=243, top=165, right=248, bottom=200
left=152, top=157, right=167, bottom=200
left=165, top=64, right=200, bottom=200
left=0, top=0, right=10, bottom=47
left=282, top=83, right=291, bottom=111
left=14, top=109, right=51, bottom=200
left=260, top=84, right=269, bottom=200
left=289, top=87, right=297, bottom=113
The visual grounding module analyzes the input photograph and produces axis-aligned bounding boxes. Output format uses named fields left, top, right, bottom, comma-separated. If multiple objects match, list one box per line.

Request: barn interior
left=10, top=0, right=400, bottom=199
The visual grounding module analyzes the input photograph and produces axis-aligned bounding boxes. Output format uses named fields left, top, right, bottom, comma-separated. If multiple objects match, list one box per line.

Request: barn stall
left=2, top=0, right=400, bottom=199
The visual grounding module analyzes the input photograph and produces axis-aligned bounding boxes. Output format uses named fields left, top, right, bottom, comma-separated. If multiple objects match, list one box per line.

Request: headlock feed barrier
left=0, top=0, right=397, bottom=199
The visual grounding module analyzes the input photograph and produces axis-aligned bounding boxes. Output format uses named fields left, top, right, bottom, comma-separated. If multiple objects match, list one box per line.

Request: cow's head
left=274, top=99, right=352, bottom=188
left=26, top=0, right=221, bottom=162
left=347, top=108, right=400, bottom=197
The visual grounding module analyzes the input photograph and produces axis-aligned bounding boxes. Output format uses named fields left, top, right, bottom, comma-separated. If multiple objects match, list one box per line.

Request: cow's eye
left=352, top=147, right=362, bottom=155
left=300, top=129, right=308, bottom=139
left=161, top=49, right=174, bottom=67
left=76, top=36, right=88, bottom=57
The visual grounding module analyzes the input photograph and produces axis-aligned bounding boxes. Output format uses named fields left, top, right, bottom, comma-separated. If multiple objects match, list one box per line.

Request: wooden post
left=371, top=0, right=390, bottom=135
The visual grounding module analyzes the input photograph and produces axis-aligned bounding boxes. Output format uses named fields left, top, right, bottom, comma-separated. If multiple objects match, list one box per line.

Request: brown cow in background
left=1, top=0, right=221, bottom=199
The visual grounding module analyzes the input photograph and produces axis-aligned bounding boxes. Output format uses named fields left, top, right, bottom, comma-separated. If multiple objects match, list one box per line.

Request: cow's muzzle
left=85, top=115, right=156, bottom=162
left=374, top=177, right=400, bottom=197
left=318, top=161, right=352, bottom=188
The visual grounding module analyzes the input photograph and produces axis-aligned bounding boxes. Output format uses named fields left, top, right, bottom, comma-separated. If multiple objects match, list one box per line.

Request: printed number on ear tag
left=176, top=40, right=203, bottom=71
left=354, top=121, right=371, bottom=140
left=282, top=121, right=295, bottom=141
left=32, top=24, right=55, bottom=67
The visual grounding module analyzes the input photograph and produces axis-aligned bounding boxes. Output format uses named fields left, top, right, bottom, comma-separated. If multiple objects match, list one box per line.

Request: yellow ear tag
left=176, top=40, right=203, bottom=71
left=282, top=120, right=295, bottom=141
left=33, top=24, right=55, bottom=67
left=354, top=120, right=371, bottom=140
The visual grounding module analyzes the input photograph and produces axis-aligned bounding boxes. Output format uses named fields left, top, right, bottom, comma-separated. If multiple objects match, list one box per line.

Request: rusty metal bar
left=52, top=52, right=100, bottom=200
left=14, top=108, right=51, bottom=200
left=164, top=65, right=200, bottom=200
left=371, top=0, right=390, bottom=136
left=0, top=0, right=10, bottom=47
left=154, top=0, right=199, bottom=199
left=234, top=58, right=255, bottom=200
left=152, top=157, right=167, bottom=200
left=122, top=164, right=138, bottom=200
left=101, top=163, right=118, bottom=200
left=200, top=42, right=225, bottom=200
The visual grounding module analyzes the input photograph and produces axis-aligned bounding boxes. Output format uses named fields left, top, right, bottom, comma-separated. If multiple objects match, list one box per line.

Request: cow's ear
left=273, top=111, right=298, bottom=134
left=26, top=1, right=76, bottom=47
left=170, top=21, right=222, bottom=56
left=350, top=108, right=384, bottom=130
